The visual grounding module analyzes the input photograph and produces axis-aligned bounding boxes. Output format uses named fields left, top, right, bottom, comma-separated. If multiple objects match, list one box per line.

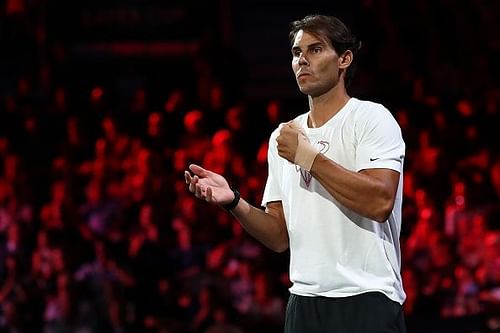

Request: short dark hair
left=289, top=15, right=362, bottom=87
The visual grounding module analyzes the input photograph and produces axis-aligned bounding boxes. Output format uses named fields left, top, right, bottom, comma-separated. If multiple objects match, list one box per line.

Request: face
left=291, top=30, right=342, bottom=97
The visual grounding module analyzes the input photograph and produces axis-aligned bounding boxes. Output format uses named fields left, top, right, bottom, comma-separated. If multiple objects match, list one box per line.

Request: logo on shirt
left=370, top=157, right=380, bottom=161
left=297, top=140, right=330, bottom=187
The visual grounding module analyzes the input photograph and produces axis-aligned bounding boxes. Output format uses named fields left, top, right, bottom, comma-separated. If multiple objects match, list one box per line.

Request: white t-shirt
left=261, top=97, right=406, bottom=304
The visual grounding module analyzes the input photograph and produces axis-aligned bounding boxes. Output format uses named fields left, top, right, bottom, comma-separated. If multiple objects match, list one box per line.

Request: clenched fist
left=276, top=121, right=319, bottom=171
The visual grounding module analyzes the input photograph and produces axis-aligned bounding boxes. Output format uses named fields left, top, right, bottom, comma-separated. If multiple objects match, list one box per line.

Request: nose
left=298, top=53, right=309, bottom=66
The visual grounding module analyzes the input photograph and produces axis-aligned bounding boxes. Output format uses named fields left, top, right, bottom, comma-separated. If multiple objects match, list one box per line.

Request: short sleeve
left=355, top=107, right=405, bottom=173
left=261, top=129, right=283, bottom=207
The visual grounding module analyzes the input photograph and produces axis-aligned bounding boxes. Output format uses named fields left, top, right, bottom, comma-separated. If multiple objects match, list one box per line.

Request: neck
left=308, top=82, right=350, bottom=128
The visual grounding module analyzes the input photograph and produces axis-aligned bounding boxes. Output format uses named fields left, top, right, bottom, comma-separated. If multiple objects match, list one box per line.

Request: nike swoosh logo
left=370, top=158, right=380, bottom=161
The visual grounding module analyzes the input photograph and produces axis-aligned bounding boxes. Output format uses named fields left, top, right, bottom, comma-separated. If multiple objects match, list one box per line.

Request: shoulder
left=350, top=98, right=399, bottom=128
left=351, top=98, right=393, bottom=118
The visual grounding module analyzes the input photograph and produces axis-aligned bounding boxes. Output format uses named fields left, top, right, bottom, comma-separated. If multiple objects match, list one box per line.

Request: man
left=185, top=14, right=406, bottom=333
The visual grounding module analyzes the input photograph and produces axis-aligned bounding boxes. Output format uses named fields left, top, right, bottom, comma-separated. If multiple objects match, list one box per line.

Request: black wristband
left=222, top=188, right=240, bottom=211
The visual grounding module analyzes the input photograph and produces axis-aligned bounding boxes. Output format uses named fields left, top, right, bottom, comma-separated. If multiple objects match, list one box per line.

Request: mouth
left=297, top=72, right=311, bottom=79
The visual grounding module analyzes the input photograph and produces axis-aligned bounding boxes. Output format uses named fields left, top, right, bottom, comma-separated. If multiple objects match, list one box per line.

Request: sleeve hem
left=261, top=196, right=282, bottom=208
left=356, top=161, right=402, bottom=173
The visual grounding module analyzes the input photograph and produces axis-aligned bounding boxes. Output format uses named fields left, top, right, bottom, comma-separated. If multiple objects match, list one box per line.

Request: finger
left=288, top=120, right=300, bottom=129
left=289, top=122, right=306, bottom=137
left=194, top=183, right=200, bottom=198
left=188, top=175, right=198, bottom=193
left=276, top=134, right=281, bottom=145
left=281, top=124, right=296, bottom=135
left=189, top=164, right=209, bottom=177
left=192, top=175, right=200, bottom=186
left=279, top=123, right=290, bottom=134
left=195, top=183, right=204, bottom=199
left=206, top=187, right=214, bottom=203
left=184, top=171, right=191, bottom=184
left=288, top=122, right=305, bottom=135
left=278, top=127, right=294, bottom=140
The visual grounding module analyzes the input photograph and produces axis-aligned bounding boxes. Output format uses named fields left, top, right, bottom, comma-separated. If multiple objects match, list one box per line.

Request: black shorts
left=285, top=292, right=406, bottom=333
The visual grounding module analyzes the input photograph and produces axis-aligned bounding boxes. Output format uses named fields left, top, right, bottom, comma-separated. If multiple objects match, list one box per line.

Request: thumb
left=189, top=164, right=209, bottom=177
left=287, top=120, right=301, bottom=130
left=288, top=120, right=307, bottom=137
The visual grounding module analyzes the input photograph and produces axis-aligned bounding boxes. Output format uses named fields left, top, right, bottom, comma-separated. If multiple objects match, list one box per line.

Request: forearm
left=229, top=199, right=289, bottom=252
left=310, top=154, right=396, bottom=222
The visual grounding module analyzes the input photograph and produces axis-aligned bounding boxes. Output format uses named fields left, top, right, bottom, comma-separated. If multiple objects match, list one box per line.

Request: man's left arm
left=310, top=157, right=399, bottom=223
left=277, top=109, right=404, bottom=223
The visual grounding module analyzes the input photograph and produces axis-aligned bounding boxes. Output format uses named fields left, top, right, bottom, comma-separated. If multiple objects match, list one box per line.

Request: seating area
left=0, top=1, right=499, bottom=332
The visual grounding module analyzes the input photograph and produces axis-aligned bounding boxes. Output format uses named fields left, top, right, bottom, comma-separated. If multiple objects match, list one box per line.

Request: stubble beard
left=298, top=79, right=337, bottom=98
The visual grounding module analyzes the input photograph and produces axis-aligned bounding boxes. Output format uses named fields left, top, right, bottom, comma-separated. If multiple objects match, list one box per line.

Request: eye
left=292, top=49, right=302, bottom=57
left=312, top=47, right=322, bottom=54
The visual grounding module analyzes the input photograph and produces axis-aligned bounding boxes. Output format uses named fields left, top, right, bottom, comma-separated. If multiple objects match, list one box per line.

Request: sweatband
left=294, top=128, right=319, bottom=171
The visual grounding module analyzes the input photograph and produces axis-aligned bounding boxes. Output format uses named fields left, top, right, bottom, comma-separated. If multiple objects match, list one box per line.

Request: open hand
left=184, top=164, right=235, bottom=205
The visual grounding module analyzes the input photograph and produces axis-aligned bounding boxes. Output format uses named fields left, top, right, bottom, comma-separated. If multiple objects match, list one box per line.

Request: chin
left=298, top=85, right=314, bottom=95
left=299, top=87, right=320, bottom=98
left=300, top=84, right=333, bottom=98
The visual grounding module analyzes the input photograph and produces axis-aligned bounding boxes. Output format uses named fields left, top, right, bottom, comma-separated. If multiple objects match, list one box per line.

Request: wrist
left=294, top=133, right=319, bottom=171
left=222, top=187, right=240, bottom=211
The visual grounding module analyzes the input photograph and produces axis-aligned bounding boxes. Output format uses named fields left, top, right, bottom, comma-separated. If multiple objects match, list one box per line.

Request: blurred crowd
left=1, top=0, right=499, bottom=332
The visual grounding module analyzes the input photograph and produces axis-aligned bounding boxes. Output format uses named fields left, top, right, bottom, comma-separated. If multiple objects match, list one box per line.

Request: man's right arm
left=185, top=164, right=288, bottom=253
left=229, top=200, right=289, bottom=253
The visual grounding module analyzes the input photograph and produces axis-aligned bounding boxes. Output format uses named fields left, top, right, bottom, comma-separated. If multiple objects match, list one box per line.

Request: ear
left=338, top=50, right=353, bottom=69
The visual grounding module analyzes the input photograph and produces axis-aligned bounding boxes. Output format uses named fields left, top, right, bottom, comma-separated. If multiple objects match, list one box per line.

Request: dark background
left=0, top=0, right=499, bottom=332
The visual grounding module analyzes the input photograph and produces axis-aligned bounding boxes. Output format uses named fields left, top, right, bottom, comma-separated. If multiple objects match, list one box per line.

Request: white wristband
left=294, top=131, right=319, bottom=171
